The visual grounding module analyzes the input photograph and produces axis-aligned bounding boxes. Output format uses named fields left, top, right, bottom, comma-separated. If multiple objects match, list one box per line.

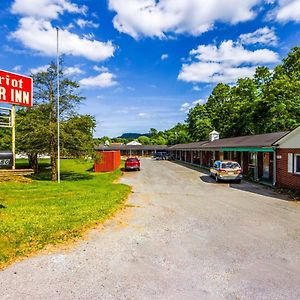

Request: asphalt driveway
left=1, top=158, right=300, bottom=299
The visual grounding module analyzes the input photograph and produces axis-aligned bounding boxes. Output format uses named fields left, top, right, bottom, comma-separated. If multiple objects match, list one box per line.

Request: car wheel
left=235, top=179, right=241, bottom=184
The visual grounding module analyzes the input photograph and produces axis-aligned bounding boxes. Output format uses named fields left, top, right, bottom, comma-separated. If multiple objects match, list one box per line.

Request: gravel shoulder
left=1, top=158, right=300, bottom=299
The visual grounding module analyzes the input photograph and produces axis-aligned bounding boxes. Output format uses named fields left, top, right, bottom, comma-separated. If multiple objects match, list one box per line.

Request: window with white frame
left=288, top=153, right=300, bottom=174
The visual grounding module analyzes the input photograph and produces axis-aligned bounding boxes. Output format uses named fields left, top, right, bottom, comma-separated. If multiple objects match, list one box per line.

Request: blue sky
left=0, top=0, right=300, bottom=137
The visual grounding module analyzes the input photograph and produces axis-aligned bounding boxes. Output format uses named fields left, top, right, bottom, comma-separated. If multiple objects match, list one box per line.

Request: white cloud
left=11, top=17, right=115, bottom=62
left=93, top=66, right=109, bottom=72
left=275, top=0, right=300, bottom=22
left=30, top=65, right=84, bottom=76
left=178, top=40, right=279, bottom=84
left=189, top=40, right=278, bottom=65
left=239, top=27, right=278, bottom=46
left=180, top=99, right=206, bottom=112
left=11, top=0, right=87, bottom=20
left=193, top=85, right=201, bottom=91
left=64, top=66, right=84, bottom=76
left=127, top=86, right=135, bottom=91
left=83, top=33, right=95, bottom=40
left=161, top=53, right=169, bottom=60
left=138, top=112, right=147, bottom=117
left=12, top=65, right=22, bottom=72
left=79, top=72, right=117, bottom=88
left=108, top=0, right=260, bottom=39
left=29, top=64, right=49, bottom=74
left=76, top=19, right=99, bottom=28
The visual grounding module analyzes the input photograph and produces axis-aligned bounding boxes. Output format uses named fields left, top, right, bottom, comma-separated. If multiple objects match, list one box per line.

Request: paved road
left=1, top=159, right=300, bottom=299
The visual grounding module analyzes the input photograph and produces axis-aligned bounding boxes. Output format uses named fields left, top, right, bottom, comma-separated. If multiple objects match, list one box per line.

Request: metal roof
left=200, top=131, right=289, bottom=149
left=168, top=141, right=208, bottom=150
left=94, top=130, right=293, bottom=152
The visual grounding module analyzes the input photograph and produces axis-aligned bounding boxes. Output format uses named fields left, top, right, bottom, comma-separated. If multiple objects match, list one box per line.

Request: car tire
left=235, top=179, right=241, bottom=184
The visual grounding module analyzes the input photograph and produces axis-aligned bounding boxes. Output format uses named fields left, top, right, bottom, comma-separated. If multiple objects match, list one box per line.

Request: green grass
left=0, top=159, right=131, bottom=269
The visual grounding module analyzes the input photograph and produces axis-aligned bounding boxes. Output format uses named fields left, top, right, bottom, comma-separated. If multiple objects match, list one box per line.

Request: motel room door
left=263, top=152, right=270, bottom=179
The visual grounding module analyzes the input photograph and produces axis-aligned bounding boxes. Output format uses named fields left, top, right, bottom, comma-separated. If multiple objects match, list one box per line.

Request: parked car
left=125, top=157, right=141, bottom=171
left=153, top=152, right=168, bottom=160
left=210, top=160, right=243, bottom=183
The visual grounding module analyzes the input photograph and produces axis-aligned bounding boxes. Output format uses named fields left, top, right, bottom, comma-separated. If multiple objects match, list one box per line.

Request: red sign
left=0, top=69, right=33, bottom=107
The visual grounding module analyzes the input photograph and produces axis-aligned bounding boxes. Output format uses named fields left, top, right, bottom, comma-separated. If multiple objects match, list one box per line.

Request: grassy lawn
left=0, top=159, right=131, bottom=269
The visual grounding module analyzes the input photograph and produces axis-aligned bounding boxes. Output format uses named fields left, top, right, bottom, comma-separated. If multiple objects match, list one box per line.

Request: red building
left=94, top=151, right=121, bottom=172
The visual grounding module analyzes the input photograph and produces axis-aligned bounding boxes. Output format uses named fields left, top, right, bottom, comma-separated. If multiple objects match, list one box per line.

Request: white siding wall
left=278, top=128, right=300, bottom=148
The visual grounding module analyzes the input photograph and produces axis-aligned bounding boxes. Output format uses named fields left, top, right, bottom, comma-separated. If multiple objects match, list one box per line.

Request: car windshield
left=127, top=158, right=138, bottom=162
left=221, top=162, right=240, bottom=169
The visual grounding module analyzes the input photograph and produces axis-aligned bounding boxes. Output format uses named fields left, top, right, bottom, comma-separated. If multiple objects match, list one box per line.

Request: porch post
left=273, top=150, right=276, bottom=186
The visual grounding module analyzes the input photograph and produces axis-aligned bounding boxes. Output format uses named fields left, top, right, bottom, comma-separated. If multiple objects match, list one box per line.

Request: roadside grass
left=0, top=159, right=131, bottom=269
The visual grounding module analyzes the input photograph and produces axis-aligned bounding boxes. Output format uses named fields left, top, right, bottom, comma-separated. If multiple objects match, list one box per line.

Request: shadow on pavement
left=121, top=168, right=140, bottom=172
left=199, top=174, right=289, bottom=201
left=173, top=160, right=290, bottom=201
left=229, top=182, right=289, bottom=201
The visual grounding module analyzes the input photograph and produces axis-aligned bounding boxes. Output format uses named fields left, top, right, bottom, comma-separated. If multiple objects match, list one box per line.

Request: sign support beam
left=11, top=105, right=16, bottom=170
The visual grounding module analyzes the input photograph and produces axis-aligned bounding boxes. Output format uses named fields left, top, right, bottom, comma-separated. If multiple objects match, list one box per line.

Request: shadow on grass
left=16, top=160, right=50, bottom=170
left=0, top=204, right=6, bottom=209
left=29, top=170, right=94, bottom=181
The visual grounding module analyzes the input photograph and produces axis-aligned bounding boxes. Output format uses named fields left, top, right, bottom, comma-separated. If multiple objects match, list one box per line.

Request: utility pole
left=56, top=27, right=61, bottom=183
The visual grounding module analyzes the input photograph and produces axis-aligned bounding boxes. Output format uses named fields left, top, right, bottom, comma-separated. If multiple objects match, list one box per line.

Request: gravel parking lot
left=1, top=158, right=300, bottom=299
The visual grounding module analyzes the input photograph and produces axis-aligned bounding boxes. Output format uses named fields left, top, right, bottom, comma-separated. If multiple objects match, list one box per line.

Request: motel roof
left=94, top=130, right=293, bottom=153
left=199, top=131, right=289, bottom=150
left=168, top=141, right=208, bottom=150
left=95, top=144, right=168, bottom=151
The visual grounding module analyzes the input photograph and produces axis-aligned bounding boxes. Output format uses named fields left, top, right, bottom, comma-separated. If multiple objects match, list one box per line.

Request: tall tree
left=18, top=61, right=86, bottom=180
left=206, top=83, right=231, bottom=132
left=253, top=47, right=300, bottom=133
left=186, top=104, right=213, bottom=141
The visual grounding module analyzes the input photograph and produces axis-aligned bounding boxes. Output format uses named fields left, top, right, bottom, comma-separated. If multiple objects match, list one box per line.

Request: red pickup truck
left=125, top=157, right=141, bottom=171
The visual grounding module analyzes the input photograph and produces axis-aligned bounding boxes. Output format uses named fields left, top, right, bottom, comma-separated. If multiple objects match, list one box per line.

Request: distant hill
left=118, top=133, right=150, bottom=139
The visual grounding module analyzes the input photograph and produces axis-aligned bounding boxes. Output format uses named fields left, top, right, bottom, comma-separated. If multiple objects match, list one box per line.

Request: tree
left=186, top=104, right=213, bottom=141
left=16, top=105, right=49, bottom=172
left=0, top=128, right=11, bottom=150
left=17, top=61, right=87, bottom=180
left=206, top=83, right=231, bottom=131
left=149, top=128, right=158, bottom=138
left=223, top=78, right=258, bottom=137
left=253, top=47, right=300, bottom=133
left=61, top=114, right=96, bottom=157
left=137, top=136, right=151, bottom=145
left=164, top=123, right=191, bottom=145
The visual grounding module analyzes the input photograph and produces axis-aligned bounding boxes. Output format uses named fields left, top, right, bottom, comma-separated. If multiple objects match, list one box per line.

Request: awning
left=220, top=147, right=274, bottom=152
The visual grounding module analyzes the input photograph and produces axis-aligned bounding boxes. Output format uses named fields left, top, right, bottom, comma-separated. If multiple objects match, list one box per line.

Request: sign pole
left=11, top=105, right=16, bottom=170
left=56, top=27, right=61, bottom=183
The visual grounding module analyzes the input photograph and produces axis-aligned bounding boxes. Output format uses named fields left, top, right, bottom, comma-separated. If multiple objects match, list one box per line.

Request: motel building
left=169, top=126, right=300, bottom=191
left=95, top=126, right=300, bottom=191
left=95, top=144, right=168, bottom=157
